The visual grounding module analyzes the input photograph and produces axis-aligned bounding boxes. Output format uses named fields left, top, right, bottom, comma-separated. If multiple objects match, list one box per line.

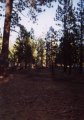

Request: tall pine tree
left=76, top=0, right=84, bottom=73
left=56, top=0, right=79, bottom=73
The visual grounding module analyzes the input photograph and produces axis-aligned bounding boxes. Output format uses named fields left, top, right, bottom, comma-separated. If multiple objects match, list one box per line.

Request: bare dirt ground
left=0, top=70, right=84, bottom=120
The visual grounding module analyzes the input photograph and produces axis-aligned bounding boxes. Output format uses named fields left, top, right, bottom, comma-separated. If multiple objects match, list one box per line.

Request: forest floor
left=0, top=69, right=84, bottom=120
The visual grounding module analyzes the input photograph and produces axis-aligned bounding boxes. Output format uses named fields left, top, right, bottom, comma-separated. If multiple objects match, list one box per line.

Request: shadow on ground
left=0, top=70, right=84, bottom=120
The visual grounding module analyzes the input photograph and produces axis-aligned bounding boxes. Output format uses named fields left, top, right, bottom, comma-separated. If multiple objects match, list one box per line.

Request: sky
left=11, top=1, right=58, bottom=42
left=0, top=1, right=58, bottom=46
left=0, top=0, right=79, bottom=46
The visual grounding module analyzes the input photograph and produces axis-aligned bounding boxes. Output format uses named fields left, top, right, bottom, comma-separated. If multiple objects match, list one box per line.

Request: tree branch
left=10, top=29, right=19, bottom=34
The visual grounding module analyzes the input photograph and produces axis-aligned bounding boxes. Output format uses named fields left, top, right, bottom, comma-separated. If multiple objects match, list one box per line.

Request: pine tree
left=0, top=0, right=56, bottom=69
left=76, top=0, right=84, bottom=73
left=13, top=26, right=33, bottom=69
left=57, top=0, right=79, bottom=73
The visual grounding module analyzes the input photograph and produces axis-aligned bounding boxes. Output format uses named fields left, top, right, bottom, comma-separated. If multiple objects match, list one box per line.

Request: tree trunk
left=1, top=0, right=13, bottom=63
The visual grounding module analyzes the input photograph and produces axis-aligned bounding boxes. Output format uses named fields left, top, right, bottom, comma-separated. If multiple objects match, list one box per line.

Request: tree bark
left=1, top=0, right=13, bottom=62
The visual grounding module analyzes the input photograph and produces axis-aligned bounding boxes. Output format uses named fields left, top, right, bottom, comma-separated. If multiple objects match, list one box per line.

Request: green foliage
left=76, top=0, right=84, bottom=72
left=0, top=0, right=57, bottom=64
left=12, top=26, right=34, bottom=69
left=45, top=27, right=58, bottom=67
left=36, top=39, right=46, bottom=67
left=55, top=0, right=80, bottom=73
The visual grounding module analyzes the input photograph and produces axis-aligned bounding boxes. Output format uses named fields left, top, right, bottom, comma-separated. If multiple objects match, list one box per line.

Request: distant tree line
left=0, top=0, right=83, bottom=75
